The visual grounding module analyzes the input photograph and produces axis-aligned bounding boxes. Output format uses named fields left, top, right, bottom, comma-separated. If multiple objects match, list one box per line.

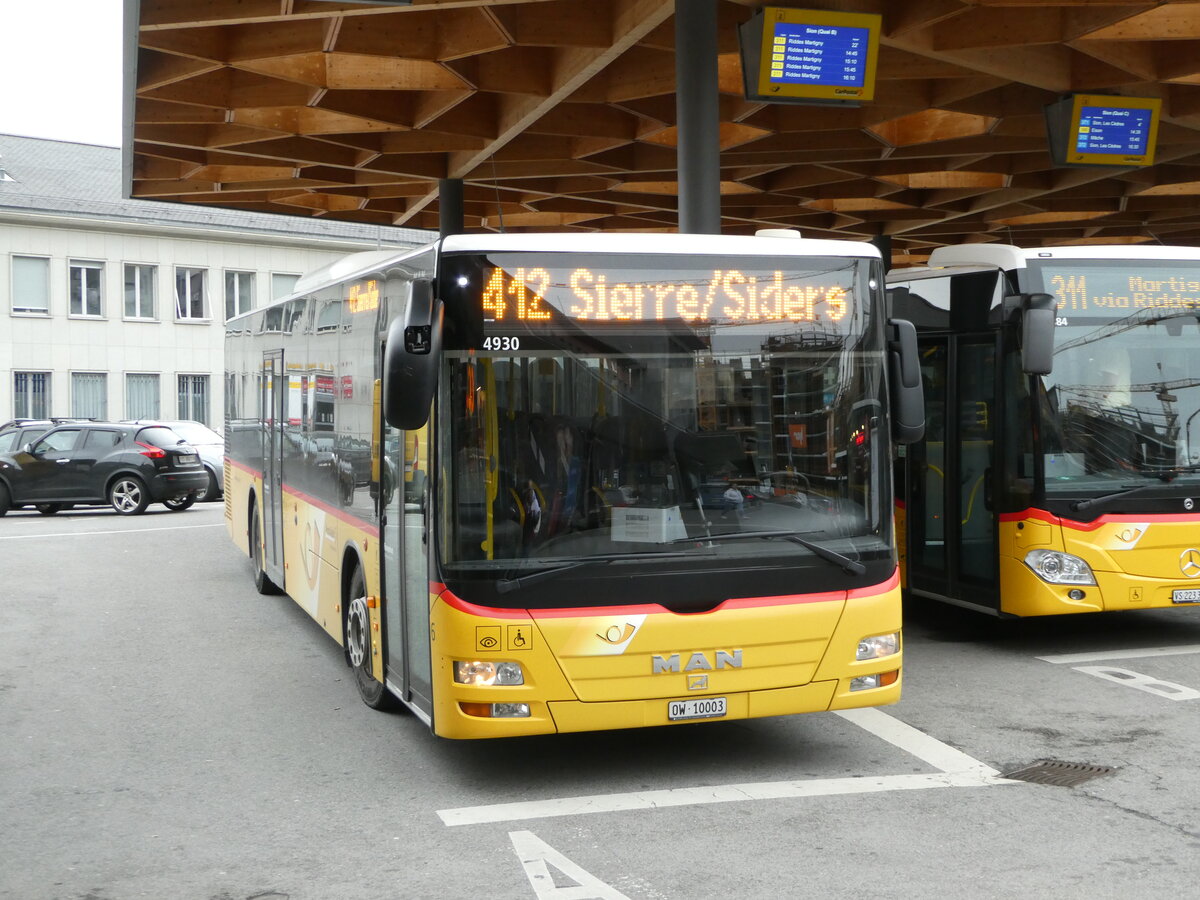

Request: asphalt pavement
left=2, top=503, right=1198, bottom=900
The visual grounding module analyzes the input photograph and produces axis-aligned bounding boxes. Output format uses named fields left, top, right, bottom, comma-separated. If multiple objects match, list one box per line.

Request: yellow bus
left=224, top=232, right=922, bottom=738
left=888, top=243, right=1200, bottom=617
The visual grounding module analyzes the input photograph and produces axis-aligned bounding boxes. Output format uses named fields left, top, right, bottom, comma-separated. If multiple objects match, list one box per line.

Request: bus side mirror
left=1022, top=293, right=1056, bottom=375
left=1006, top=292, right=1056, bottom=375
left=383, top=279, right=443, bottom=430
left=887, top=318, right=925, bottom=444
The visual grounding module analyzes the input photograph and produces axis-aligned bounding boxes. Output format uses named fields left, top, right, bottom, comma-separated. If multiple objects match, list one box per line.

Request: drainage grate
left=1001, top=760, right=1117, bottom=787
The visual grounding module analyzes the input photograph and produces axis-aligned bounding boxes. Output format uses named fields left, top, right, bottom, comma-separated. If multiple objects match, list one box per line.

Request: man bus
left=888, top=243, right=1200, bottom=617
left=225, top=231, right=922, bottom=738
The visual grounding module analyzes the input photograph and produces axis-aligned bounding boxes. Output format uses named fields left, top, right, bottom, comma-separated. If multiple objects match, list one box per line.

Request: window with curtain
left=175, top=267, right=208, bottom=320
left=12, top=256, right=50, bottom=314
left=69, top=260, right=104, bottom=317
left=126, top=373, right=160, bottom=419
left=178, top=374, right=210, bottom=424
left=71, top=373, right=108, bottom=419
left=124, top=264, right=156, bottom=319
left=271, top=272, right=299, bottom=301
left=225, top=270, right=255, bottom=320
left=13, top=372, right=50, bottom=418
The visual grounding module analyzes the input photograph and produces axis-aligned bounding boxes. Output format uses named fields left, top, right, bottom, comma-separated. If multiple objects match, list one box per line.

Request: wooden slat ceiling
left=129, top=0, right=1200, bottom=264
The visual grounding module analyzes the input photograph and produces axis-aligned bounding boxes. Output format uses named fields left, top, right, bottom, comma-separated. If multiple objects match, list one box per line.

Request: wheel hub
left=347, top=596, right=369, bottom=668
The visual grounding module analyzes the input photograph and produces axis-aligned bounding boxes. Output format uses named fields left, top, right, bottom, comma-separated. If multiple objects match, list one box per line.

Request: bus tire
left=250, top=504, right=282, bottom=595
left=345, top=563, right=396, bottom=711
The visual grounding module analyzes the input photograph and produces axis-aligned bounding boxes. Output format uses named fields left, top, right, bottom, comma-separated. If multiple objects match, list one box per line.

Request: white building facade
left=1, top=134, right=433, bottom=427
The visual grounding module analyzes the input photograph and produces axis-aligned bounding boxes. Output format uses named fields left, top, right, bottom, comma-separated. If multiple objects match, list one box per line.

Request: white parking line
left=0, top=523, right=224, bottom=540
left=1037, top=645, right=1200, bottom=664
left=437, top=708, right=1012, bottom=827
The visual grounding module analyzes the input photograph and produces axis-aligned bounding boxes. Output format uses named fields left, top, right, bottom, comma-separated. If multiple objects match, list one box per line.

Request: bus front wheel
left=250, top=505, right=282, bottom=595
left=345, top=564, right=396, bottom=711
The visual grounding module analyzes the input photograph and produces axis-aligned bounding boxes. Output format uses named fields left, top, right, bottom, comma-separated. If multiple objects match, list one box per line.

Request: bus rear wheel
left=250, top=504, right=282, bottom=595
left=346, top=564, right=396, bottom=710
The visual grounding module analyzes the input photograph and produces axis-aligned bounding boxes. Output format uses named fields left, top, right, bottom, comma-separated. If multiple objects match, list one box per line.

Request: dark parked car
left=0, top=418, right=97, bottom=455
left=0, top=422, right=210, bottom=516
left=122, top=419, right=224, bottom=501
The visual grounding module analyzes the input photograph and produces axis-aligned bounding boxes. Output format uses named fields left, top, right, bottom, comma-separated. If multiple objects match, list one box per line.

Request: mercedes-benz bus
left=888, top=243, right=1200, bottom=617
left=224, top=231, right=923, bottom=738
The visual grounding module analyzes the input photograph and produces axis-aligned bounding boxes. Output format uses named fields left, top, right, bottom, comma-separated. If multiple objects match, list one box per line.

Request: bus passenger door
left=261, top=351, right=286, bottom=589
left=907, top=336, right=1000, bottom=611
left=381, top=417, right=434, bottom=718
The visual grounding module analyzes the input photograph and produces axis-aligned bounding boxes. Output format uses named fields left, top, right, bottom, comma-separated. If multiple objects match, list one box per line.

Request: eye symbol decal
left=598, top=623, right=636, bottom=645
left=479, top=636, right=499, bottom=649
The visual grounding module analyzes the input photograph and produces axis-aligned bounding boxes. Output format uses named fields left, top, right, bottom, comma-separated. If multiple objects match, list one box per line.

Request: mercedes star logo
left=1181, top=549, right=1200, bottom=579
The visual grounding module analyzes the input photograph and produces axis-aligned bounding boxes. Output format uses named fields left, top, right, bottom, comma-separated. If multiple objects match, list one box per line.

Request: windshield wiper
left=1071, top=484, right=1158, bottom=513
left=671, top=530, right=865, bottom=576
left=495, top=551, right=697, bottom=594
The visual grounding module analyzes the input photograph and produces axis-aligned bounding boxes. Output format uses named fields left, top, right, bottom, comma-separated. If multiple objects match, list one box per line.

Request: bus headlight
left=856, top=632, right=899, bottom=660
left=454, top=660, right=524, bottom=686
left=1023, top=549, right=1096, bottom=585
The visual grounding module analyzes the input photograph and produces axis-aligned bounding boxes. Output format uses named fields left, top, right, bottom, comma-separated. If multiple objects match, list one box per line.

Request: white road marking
left=438, top=709, right=1013, bottom=827
left=0, top=523, right=224, bottom=540
left=1070, top=666, right=1200, bottom=701
left=1037, top=645, right=1200, bottom=664
left=510, top=831, right=630, bottom=900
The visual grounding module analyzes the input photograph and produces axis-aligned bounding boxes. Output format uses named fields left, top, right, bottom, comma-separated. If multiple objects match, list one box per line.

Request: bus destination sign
left=479, top=265, right=852, bottom=326
left=1041, top=265, right=1200, bottom=314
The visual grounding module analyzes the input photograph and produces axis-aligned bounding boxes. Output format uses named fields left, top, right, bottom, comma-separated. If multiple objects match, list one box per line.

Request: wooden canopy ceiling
left=128, top=0, right=1200, bottom=263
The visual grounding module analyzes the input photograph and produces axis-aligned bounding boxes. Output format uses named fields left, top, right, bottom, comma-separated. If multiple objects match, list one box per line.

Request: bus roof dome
left=293, top=249, right=405, bottom=296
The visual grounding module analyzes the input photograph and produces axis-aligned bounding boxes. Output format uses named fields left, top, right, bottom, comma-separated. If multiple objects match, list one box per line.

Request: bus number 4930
left=483, top=336, right=520, bottom=351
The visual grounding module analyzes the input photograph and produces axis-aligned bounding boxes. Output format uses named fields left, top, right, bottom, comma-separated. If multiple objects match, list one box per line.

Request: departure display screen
left=1074, top=105, right=1153, bottom=156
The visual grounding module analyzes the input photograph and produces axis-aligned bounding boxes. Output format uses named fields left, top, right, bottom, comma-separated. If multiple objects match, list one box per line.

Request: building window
left=224, top=270, right=255, bottom=321
left=124, top=264, right=156, bottom=319
left=178, top=374, right=210, bottom=424
left=71, top=372, right=108, bottom=419
left=13, top=372, right=50, bottom=418
left=12, top=256, right=50, bottom=314
left=126, top=373, right=160, bottom=419
left=272, top=272, right=300, bottom=301
left=69, top=260, right=104, bottom=317
left=175, top=267, right=208, bottom=320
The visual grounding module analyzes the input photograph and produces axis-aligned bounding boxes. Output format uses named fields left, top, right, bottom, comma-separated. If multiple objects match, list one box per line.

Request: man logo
left=652, top=650, right=743, bottom=673
left=1181, top=548, right=1200, bottom=579
left=688, top=674, right=709, bottom=691
left=1186, top=498, right=1195, bottom=511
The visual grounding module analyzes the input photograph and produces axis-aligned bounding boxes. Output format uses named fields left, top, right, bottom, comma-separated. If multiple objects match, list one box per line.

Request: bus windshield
left=436, top=252, right=891, bottom=594
left=1027, top=258, right=1200, bottom=490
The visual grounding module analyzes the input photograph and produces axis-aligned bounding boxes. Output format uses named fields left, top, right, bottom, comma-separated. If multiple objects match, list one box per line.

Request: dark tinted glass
left=84, top=429, right=123, bottom=449
left=137, top=426, right=184, bottom=449
left=36, top=429, right=81, bottom=452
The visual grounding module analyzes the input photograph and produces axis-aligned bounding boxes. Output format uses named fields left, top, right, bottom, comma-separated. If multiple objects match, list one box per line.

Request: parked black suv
left=0, top=422, right=209, bottom=516
left=0, top=418, right=97, bottom=455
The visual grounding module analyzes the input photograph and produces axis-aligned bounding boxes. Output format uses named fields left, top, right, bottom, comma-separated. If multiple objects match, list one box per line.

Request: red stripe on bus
left=1000, top=507, right=1200, bottom=532
left=434, top=568, right=898, bottom=619
left=227, top=457, right=379, bottom=538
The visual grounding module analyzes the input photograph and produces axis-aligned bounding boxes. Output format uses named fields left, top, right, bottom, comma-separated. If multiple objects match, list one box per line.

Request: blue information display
left=740, top=8, right=881, bottom=105
left=1075, top=106, right=1152, bottom=155
left=768, top=23, right=870, bottom=89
